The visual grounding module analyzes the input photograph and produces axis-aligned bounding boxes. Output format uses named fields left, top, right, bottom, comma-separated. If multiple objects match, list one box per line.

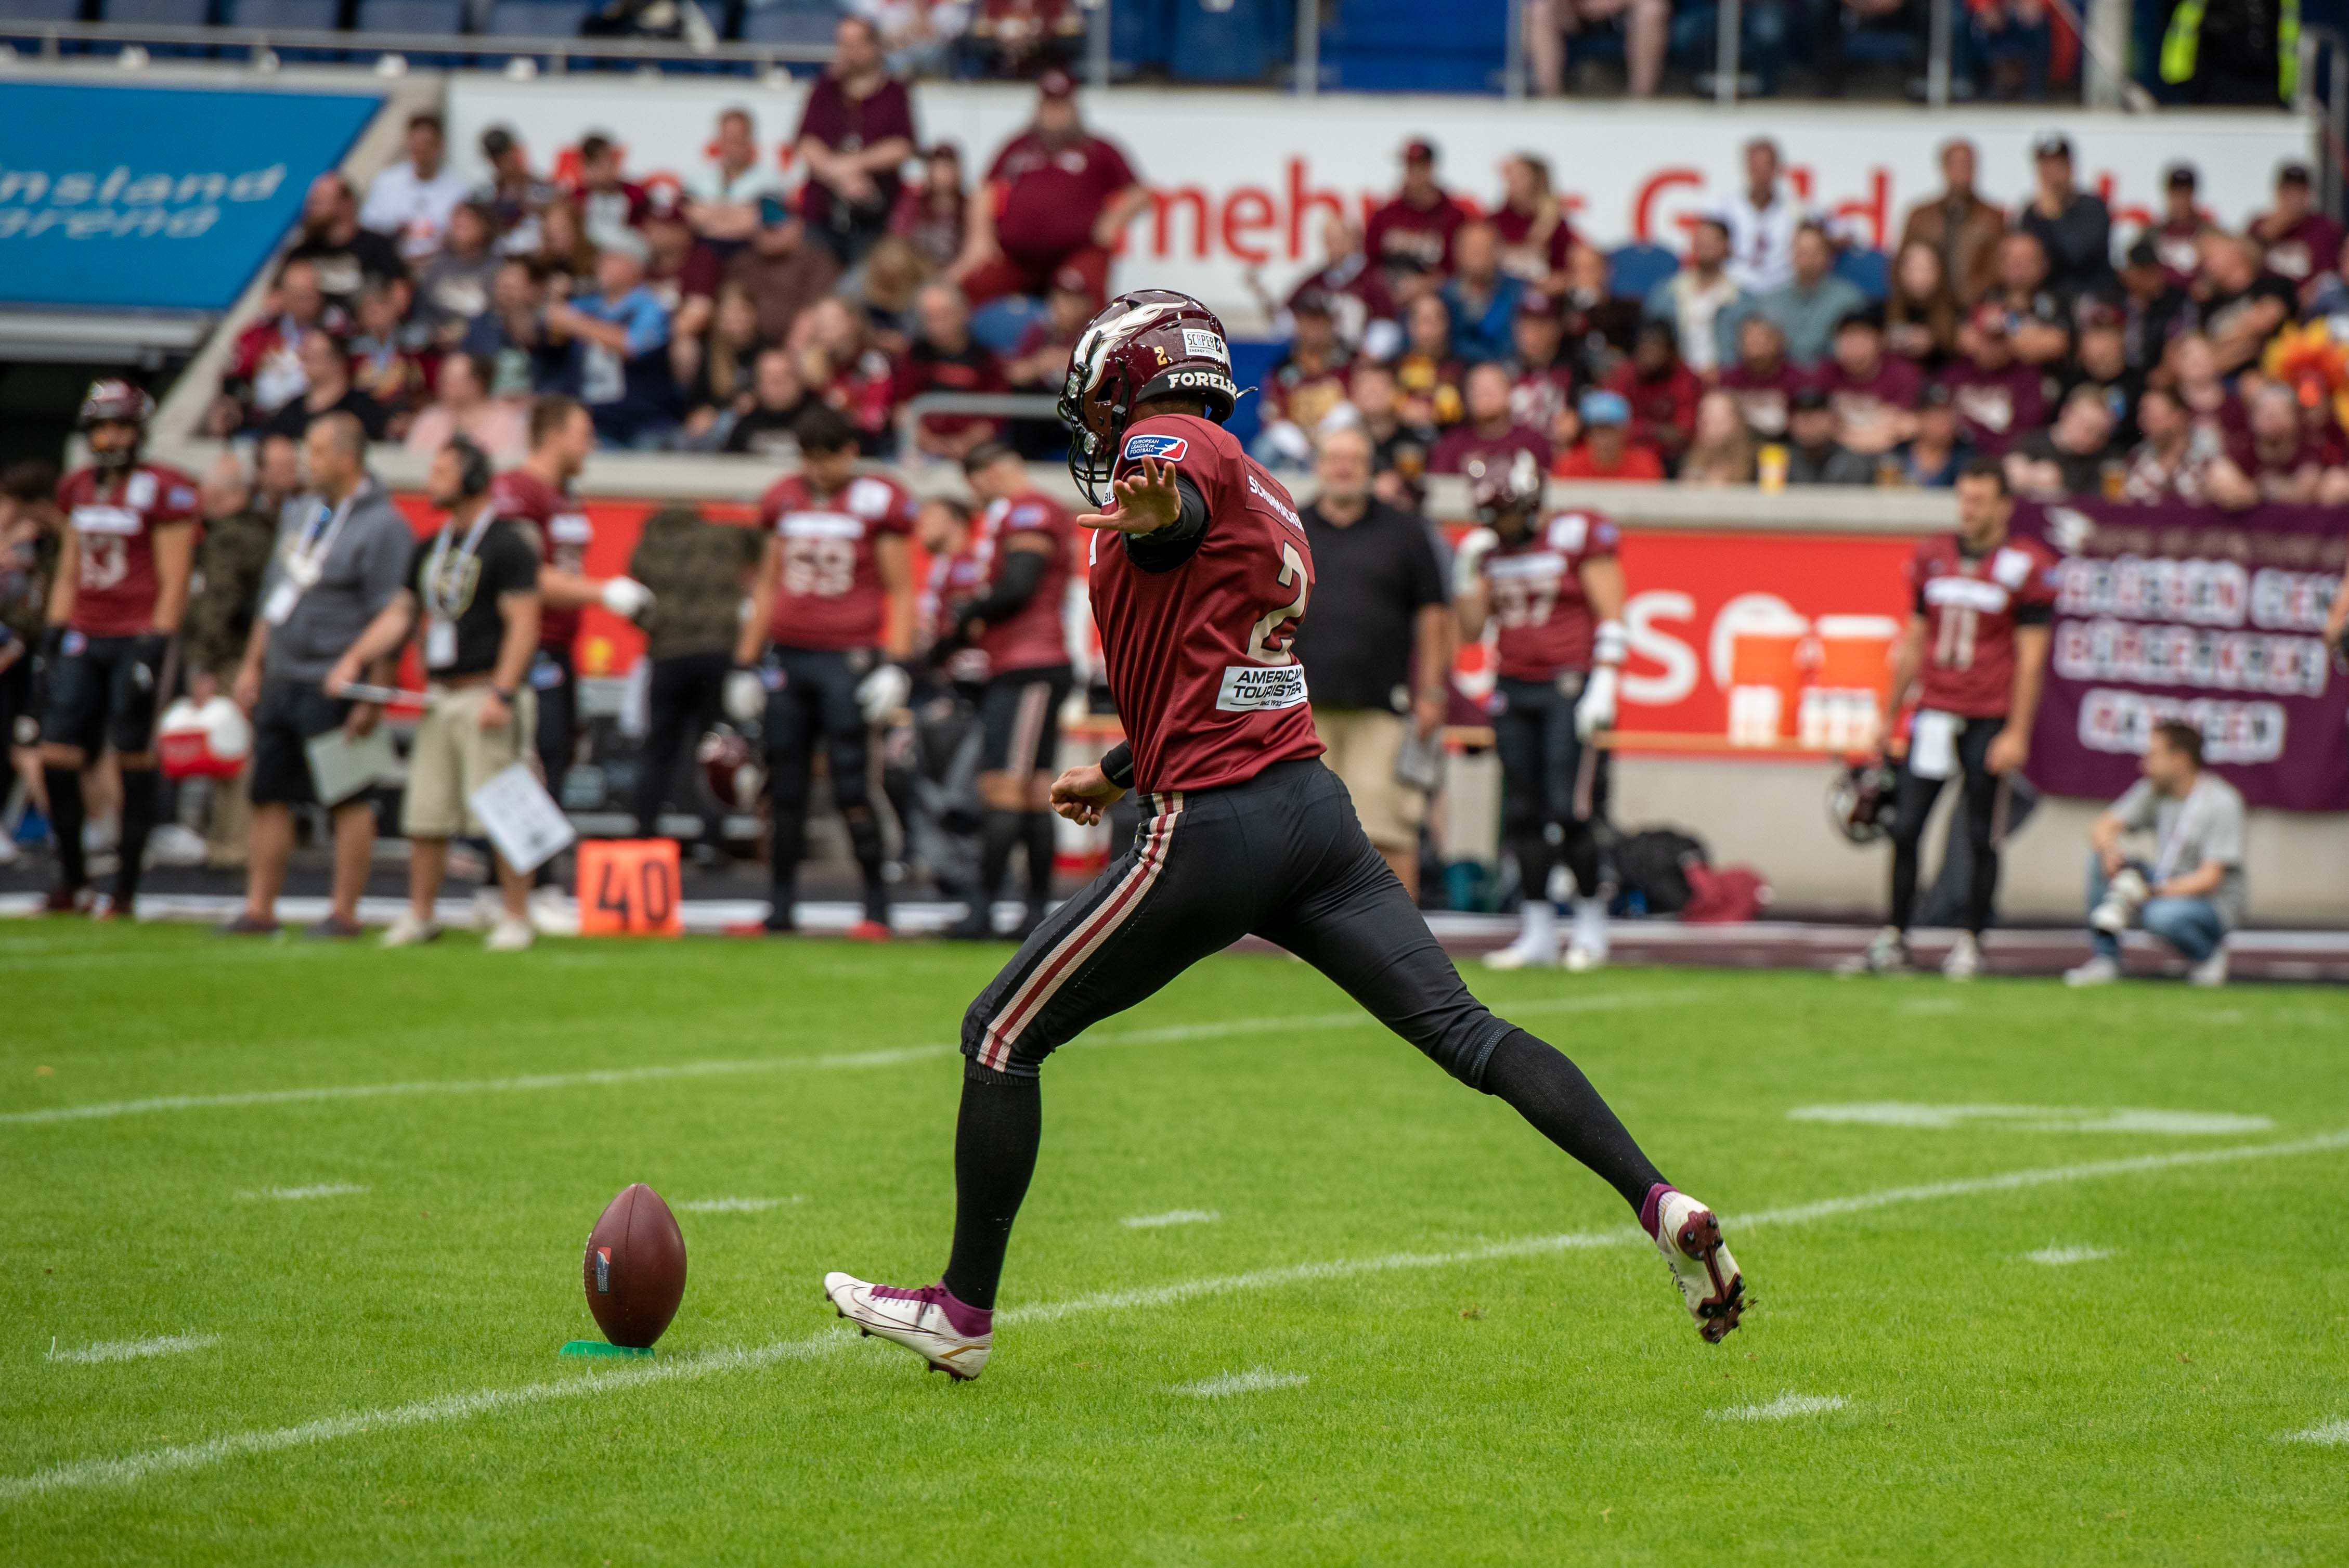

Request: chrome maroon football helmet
left=79, top=379, right=154, bottom=472
left=1057, top=289, right=1238, bottom=504
left=1464, top=448, right=1546, bottom=538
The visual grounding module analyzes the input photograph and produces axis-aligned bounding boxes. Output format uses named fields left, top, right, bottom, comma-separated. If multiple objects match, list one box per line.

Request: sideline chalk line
left=44, top=1334, right=219, bottom=1367
left=0, top=991, right=1686, bottom=1129
left=7, top=1124, right=2345, bottom=1505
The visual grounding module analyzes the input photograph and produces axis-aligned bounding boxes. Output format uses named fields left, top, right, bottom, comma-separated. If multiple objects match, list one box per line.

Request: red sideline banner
left=2015, top=500, right=2349, bottom=812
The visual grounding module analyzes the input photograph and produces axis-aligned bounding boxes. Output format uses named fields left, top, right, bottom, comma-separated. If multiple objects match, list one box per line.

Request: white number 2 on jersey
left=1245, top=542, right=1309, bottom=665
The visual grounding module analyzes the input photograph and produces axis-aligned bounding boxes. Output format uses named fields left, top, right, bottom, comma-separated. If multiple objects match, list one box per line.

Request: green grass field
left=5, top=921, right=2347, bottom=1565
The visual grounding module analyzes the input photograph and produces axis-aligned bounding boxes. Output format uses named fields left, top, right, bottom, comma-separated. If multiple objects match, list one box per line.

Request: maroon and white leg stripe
left=975, top=791, right=1186, bottom=1071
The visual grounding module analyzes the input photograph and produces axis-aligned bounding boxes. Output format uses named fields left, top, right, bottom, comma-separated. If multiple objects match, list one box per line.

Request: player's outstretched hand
left=1075, top=457, right=1183, bottom=536
left=1049, top=763, right=1126, bottom=826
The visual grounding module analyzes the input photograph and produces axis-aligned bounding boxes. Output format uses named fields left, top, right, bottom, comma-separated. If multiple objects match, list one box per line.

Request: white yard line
left=2283, top=1419, right=2349, bottom=1446
left=8, top=1126, right=2343, bottom=1505
left=1787, top=1103, right=2274, bottom=1136
left=2023, top=1245, right=2115, bottom=1266
left=676, top=1197, right=802, bottom=1215
left=1122, top=1210, right=1221, bottom=1229
left=46, top=1334, right=219, bottom=1366
left=1174, top=1368, right=1309, bottom=1398
left=236, top=1185, right=370, bottom=1202
left=0, top=990, right=1688, bottom=1130
left=1710, top=1393, right=1848, bottom=1422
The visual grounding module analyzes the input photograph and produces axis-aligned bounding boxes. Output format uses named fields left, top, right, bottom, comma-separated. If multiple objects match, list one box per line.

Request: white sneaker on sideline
left=2064, top=954, right=2121, bottom=987
left=2187, top=947, right=2229, bottom=987
left=1942, top=932, right=1981, bottom=981
left=147, top=824, right=209, bottom=867
left=380, top=912, right=441, bottom=949
left=527, top=885, right=576, bottom=937
left=1563, top=942, right=1607, bottom=973
left=470, top=887, right=501, bottom=932
left=1484, top=927, right=1562, bottom=970
left=1838, top=925, right=1911, bottom=976
left=486, top=914, right=535, bottom=952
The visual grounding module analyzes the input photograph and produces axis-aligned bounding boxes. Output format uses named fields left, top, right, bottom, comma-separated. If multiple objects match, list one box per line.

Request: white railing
left=0, top=18, right=830, bottom=73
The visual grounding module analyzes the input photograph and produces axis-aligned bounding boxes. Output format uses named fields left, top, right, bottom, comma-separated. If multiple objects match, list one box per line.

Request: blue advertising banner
left=0, top=82, right=382, bottom=312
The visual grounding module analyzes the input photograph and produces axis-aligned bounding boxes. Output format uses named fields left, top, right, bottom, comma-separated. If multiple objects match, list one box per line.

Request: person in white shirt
left=685, top=107, right=791, bottom=251
left=1712, top=138, right=1815, bottom=296
left=361, top=112, right=476, bottom=266
left=2066, top=720, right=2247, bottom=988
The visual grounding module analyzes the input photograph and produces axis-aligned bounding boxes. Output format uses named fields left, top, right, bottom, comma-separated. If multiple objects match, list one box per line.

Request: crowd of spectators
left=211, top=23, right=2349, bottom=515
left=1251, top=131, right=2349, bottom=509
left=210, top=18, right=1139, bottom=465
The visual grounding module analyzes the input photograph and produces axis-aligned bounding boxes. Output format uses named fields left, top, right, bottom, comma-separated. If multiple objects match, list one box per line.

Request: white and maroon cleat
left=1650, top=1190, right=1747, bottom=1343
left=823, top=1272, right=993, bottom=1381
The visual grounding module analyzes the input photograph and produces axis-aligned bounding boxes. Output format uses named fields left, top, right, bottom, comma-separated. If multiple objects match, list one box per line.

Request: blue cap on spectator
left=1579, top=390, right=1630, bottom=427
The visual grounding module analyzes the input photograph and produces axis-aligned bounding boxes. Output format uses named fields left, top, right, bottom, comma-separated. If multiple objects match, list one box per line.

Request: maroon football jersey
left=56, top=463, right=199, bottom=638
left=1478, top=509, right=1619, bottom=682
left=489, top=468, right=590, bottom=652
left=970, top=490, right=1074, bottom=674
left=1907, top=533, right=2059, bottom=719
left=924, top=536, right=993, bottom=683
left=757, top=471, right=917, bottom=652
left=1090, top=413, right=1325, bottom=794
left=1719, top=361, right=1812, bottom=439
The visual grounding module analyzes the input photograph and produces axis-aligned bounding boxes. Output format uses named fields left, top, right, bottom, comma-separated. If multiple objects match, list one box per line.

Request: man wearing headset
left=328, top=438, right=543, bottom=951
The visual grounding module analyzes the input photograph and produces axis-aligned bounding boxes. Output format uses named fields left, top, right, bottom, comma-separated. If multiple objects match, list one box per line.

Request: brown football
left=582, top=1183, right=687, bottom=1349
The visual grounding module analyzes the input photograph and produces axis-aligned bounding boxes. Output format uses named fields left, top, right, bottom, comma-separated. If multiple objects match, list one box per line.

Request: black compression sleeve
left=959, top=547, right=1048, bottom=626
left=2013, top=603, right=2053, bottom=627
left=1122, top=474, right=1211, bottom=573
left=1099, top=742, right=1134, bottom=789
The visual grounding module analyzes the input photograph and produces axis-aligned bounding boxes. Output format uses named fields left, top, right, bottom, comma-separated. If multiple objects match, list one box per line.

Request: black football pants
left=1493, top=675, right=1610, bottom=904
left=1888, top=715, right=2011, bottom=937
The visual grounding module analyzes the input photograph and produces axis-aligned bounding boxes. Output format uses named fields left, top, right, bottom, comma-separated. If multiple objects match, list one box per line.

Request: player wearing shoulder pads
left=737, top=405, right=918, bottom=936
left=1453, top=449, right=1628, bottom=973
left=823, top=291, right=1745, bottom=1379
left=39, top=380, right=197, bottom=918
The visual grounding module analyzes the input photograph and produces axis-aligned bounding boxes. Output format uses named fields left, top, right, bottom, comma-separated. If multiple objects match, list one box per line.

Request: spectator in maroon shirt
left=1491, top=152, right=1575, bottom=292
left=952, top=71, right=1143, bottom=309
left=797, top=17, right=919, bottom=269
left=2151, top=165, right=2213, bottom=292
left=1719, top=315, right=1810, bottom=442
left=2211, top=382, right=2324, bottom=503
left=1430, top=361, right=1551, bottom=474
left=2168, top=331, right=2246, bottom=442
left=1603, top=318, right=1699, bottom=471
left=1819, top=308, right=1923, bottom=457
left=1265, top=213, right=1398, bottom=355
left=899, top=282, right=1006, bottom=462
left=966, top=0, right=1085, bottom=76
left=1508, top=291, right=1581, bottom=451
left=1936, top=305, right=2048, bottom=457
left=1257, top=291, right=1356, bottom=467
left=890, top=144, right=970, bottom=275
left=572, top=133, right=648, bottom=246
left=1365, top=139, right=1465, bottom=282
left=2250, top=163, right=2345, bottom=295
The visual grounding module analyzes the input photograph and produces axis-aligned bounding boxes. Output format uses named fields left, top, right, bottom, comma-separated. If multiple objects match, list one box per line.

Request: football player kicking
left=1454, top=450, right=1624, bottom=973
left=36, top=382, right=198, bottom=918
left=825, top=292, right=1744, bottom=1379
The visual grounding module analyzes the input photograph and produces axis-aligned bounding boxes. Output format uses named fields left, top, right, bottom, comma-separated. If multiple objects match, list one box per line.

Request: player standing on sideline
left=825, top=292, right=1744, bottom=1378
left=940, top=440, right=1078, bottom=941
left=1453, top=450, right=1625, bottom=973
left=1855, top=459, right=2054, bottom=980
left=732, top=406, right=916, bottom=937
left=489, top=395, right=653, bottom=921
left=36, top=382, right=198, bottom=918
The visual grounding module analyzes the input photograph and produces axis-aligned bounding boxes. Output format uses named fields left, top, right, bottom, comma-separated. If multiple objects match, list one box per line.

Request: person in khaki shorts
left=327, top=438, right=544, bottom=951
left=1290, top=425, right=1452, bottom=898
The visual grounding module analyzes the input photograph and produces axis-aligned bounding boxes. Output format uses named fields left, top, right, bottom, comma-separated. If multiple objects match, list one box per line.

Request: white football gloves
left=723, top=668, right=767, bottom=725
left=1576, top=621, right=1628, bottom=742
left=1453, top=526, right=1499, bottom=600
left=855, top=664, right=911, bottom=726
left=599, top=577, right=654, bottom=618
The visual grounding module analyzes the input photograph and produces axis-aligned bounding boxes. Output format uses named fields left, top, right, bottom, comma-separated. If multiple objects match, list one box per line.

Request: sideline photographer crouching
left=2065, top=720, right=2244, bottom=988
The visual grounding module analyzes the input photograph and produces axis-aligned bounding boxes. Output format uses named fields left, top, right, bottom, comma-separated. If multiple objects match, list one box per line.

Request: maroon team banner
left=2013, top=500, right=2349, bottom=812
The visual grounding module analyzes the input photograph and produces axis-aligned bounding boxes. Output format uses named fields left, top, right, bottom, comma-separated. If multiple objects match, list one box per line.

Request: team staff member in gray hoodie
left=225, top=412, right=414, bottom=936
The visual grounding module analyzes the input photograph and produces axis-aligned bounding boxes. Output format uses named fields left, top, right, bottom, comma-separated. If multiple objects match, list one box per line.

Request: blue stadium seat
left=969, top=295, right=1043, bottom=356
left=1170, top=0, right=1293, bottom=84
left=737, top=0, right=838, bottom=48
left=353, top=0, right=465, bottom=65
left=99, top=0, right=213, bottom=56
left=224, top=0, right=343, bottom=59
left=1110, top=0, right=1170, bottom=74
left=0, top=0, right=87, bottom=24
left=1834, top=247, right=1889, bottom=301
left=482, top=0, right=589, bottom=38
left=1608, top=242, right=1679, bottom=302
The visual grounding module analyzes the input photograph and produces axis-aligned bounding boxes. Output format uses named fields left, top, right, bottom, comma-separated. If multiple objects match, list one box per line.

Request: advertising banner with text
left=447, top=79, right=2308, bottom=318
left=2016, top=499, right=2349, bottom=812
